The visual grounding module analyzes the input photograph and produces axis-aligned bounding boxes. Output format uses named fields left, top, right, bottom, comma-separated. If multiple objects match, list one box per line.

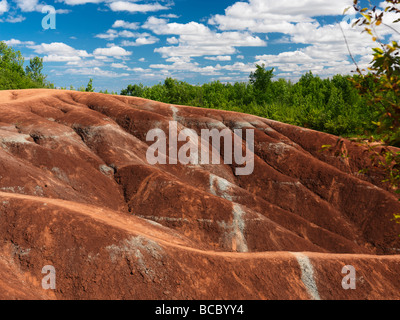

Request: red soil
left=0, top=89, right=400, bottom=299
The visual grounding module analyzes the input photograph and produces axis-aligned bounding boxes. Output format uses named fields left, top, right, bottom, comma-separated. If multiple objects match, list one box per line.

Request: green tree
left=0, top=41, right=25, bottom=75
left=25, top=56, right=46, bottom=86
left=249, top=64, right=275, bottom=92
left=1, top=41, right=38, bottom=89
left=85, top=78, right=94, bottom=92
left=119, top=71, right=369, bottom=138
left=121, top=83, right=145, bottom=97
left=0, top=41, right=52, bottom=89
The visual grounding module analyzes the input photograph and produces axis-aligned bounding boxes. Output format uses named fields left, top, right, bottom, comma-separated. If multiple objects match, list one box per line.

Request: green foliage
left=0, top=41, right=24, bottom=75
left=351, top=0, right=400, bottom=146
left=0, top=41, right=52, bottom=89
left=25, top=57, right=46, bottom=86
left=249, top=64, right=274, bottom=89
left=120, top=69, right=378, bottom=138
left=85, top=78, right=94, bottom=92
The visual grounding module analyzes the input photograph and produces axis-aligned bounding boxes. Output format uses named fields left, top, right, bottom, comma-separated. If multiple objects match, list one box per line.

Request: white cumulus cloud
left=0, top=0, right=9, bottom=14
left=93, top=45, right=132, bottom=57
left=108, top=1, right=169, bottom=13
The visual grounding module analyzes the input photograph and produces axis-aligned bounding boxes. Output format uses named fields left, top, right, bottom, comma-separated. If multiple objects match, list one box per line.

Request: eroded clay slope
left=0, top=89, right=400, bottom=300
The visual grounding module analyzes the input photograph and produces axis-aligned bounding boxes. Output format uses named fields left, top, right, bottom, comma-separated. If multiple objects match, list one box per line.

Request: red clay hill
left=0, top=89, right=400, bottom=299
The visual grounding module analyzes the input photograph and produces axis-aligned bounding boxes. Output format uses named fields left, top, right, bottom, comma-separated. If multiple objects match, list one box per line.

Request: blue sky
left=0, top=0, right=396, bottom=92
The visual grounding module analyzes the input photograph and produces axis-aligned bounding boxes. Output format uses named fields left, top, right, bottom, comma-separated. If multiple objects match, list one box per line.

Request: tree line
left=0, top=41, right=53, bottom=89
left=120, top=68, right=378, bottom=139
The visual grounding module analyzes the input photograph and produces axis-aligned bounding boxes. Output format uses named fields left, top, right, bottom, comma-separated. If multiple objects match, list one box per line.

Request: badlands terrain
left=0, top=89, right=400, bottom=299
